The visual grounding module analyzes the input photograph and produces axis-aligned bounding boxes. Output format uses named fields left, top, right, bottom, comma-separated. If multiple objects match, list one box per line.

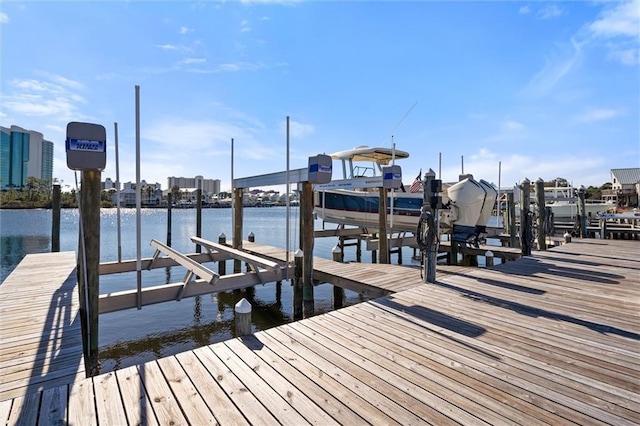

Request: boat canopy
left=329, top=146, right=410, bottom=165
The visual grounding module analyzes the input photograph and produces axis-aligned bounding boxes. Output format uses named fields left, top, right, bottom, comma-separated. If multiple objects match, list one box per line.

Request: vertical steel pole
left=135, top=86, right=142, bottom=309
left=114, top=122, right=122, bottom=262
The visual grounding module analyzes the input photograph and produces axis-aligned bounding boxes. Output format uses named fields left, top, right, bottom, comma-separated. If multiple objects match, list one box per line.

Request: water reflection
left=1, top=235, right=51, bottom=282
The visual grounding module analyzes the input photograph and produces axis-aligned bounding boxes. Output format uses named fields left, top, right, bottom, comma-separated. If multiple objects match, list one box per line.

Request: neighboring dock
left=1, top=239, right=639, bottom=424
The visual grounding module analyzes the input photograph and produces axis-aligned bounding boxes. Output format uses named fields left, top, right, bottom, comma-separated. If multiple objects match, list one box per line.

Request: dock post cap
left=485, top=250, right=494, bottom=257
left=332, top=245, right=342, bottom=254
left=248, top=232, right=254, bottom=238
left=520, top=177, right=530, bottom=185
left=219, top=232, right=226, bottom=238
left=235, top=298, right=252, bottom=314
left=295, top=248, right=304, bottom=257
left=536, top=177, right=544, bottom=183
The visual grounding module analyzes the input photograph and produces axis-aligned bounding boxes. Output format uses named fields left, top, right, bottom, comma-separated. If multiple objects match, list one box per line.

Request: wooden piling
left=507, top=192, right=517, bottom=248
left=378, top=188, right=389, bottom=264
left=78, top=170, right=101, bottom=376
left=196, top=188, right=202, bottom=253
left=218, top=233, right=226, bottom=275
left=293, top=249, right=303, bottom=321
left=301, top=181, right=314, bottom=318
left=234, top=298, right=252, bottom=337
left=51, top=184, right=61, bottom=252
left=246, top=232, right=255, bottom=270
left=331, top=245, right=345, bottom=309
left=233, top=187, right=243, bottom=273
left=520, top=178, right=532, bottom=256
left=166, top=192, right=172, bottom=247
left=371, top=232, right=377, bottom=263
left=535, top=178, right=547, bottom=250
left=577, top=186, right=588, bottom=238
left=485, top=250, right=494, bottom=267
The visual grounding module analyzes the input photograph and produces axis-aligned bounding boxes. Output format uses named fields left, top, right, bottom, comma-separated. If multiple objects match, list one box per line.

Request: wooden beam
left=149, top=239, right=218, bottom=284
left=98, top=269, right=289, bottom=314
left=190, top=237, right=282, bottom=272
left=99, top=253, right=221, bottom=275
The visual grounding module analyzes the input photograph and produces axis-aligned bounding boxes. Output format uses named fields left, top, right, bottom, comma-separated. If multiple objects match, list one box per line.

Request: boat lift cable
left=74, top=171, right=91, bottom=359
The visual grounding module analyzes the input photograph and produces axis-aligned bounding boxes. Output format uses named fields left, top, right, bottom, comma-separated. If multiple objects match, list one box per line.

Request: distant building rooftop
left=611, top=168, right=640, bottom=185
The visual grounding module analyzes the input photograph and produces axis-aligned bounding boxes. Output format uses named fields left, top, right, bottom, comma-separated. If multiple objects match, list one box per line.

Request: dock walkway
left=0, top=252, right=85, bottom=402
left=2, top=239, right=639, bottom=424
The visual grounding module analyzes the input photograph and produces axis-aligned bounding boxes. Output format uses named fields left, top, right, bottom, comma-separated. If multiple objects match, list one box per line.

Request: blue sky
left=1, top=0, right=638, bottom=192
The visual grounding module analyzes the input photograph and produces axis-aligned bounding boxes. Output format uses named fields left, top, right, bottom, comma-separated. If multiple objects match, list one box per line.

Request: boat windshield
left=351, top=165, right=376, bottom=178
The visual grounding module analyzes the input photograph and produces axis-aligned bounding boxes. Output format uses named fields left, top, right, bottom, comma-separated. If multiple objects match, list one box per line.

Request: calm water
left=0, top=207, right=421, bottom=372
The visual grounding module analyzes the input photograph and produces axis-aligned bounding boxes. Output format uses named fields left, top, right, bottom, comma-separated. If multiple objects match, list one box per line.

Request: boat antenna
left=379, top=101, right=418, bottom=146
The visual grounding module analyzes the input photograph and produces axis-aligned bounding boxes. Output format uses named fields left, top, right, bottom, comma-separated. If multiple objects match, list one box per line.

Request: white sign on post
left=66, top=122, right=107, bottom=171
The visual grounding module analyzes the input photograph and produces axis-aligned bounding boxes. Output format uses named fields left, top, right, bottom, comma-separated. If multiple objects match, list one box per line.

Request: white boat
left=512, top=185, right=615, bottom=220
left=543, top=186, right=614, bottom=220
left=313, top=146, right=498, bottom=244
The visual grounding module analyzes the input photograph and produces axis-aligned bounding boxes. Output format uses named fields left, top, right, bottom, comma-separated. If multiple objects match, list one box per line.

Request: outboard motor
left=446, top=177, right=487, bottom=245
left=475, top=179, right=498, bottom=236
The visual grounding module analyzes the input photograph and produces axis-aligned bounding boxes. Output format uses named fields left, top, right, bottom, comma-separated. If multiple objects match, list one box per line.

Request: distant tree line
left=0, top=177, right=116, bottom=208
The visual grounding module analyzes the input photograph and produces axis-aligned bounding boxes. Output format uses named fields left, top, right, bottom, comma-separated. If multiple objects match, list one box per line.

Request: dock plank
left=155, top=355, right=219, bottom=425
left=173, top=351, right=250, bottom=425
left=38, top=386, right=68, bottom=426
left=94, top=371, right=128, bottom=426
left=192, top=345, right=279, bottom=425
left=115, top=365, right=159, bottom=426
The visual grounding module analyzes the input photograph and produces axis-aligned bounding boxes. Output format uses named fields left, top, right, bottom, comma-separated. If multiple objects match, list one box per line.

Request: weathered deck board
left=1, top=239, right=638, bottom=425
left=0, top=252, right=85, bottom=402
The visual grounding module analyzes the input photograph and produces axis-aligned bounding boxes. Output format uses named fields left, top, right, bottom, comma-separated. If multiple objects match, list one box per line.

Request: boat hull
left=315, top=190, right=423, bottom=231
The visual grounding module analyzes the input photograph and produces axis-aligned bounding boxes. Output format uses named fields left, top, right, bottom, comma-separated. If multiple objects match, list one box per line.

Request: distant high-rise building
left=0, top=125, right=54, bottom=189
left=167, top=175, right=220, bottom=194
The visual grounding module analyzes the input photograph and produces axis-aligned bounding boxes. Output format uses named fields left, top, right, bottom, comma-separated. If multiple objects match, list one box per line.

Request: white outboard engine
left=446, top=177, right=495, bottom=246
left=476, top=179, right=498, bottom=236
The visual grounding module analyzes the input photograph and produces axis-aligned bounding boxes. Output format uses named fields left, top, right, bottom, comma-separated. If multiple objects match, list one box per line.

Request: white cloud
left=156, top=44, right=192, bottom=53
left=519, top=5, right=531, bottom=15
left=156, top=44, right=177, bottom=50
left=521, top=38, right=583, bottom=97
left=2, top=76, right=87, bottom=121
left=575, top=107, right=624, bottom=122
left=537, top=4, right=564, bottom=20
left=217, top=61, right=265, bottom=72
left=180, top=58, right=207, bottom=65
left=285, top=120, right=315, bottom=139
left=441, top=149, right=607, bottom=189
left=586, top=0, right=639, bottom=65
left=46, top=74, right=86, bottom=91
left=179, top=26, right=193, bottom=34
left=0, top=12, right=9, bottom=24
left=502, top=120, right=525, bottom=131
left=589, top=0, right=640, bottom=39
left=607, top=48, right=639, bottom=65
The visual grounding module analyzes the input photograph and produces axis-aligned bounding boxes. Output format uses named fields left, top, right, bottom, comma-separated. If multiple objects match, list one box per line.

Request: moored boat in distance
left=512, top=184, right=616, bottom=220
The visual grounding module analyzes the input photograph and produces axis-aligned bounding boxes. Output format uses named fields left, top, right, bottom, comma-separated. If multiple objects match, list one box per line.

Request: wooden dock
left=1, top=239, right=639, bottom=425
left=0, top=252, right=85, bottom=402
